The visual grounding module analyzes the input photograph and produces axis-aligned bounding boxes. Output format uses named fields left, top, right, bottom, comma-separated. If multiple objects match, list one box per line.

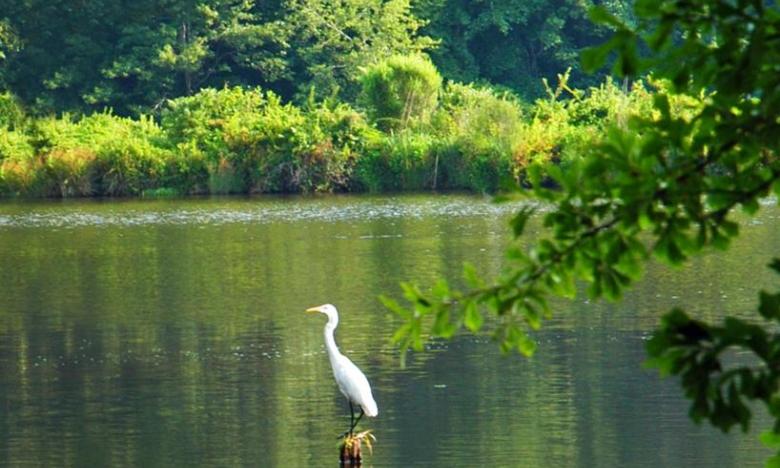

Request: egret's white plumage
left=307, top=304, right=378, bottom=430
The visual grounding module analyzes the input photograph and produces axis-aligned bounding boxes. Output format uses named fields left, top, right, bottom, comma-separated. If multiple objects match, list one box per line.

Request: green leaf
left=634, top=0, right=663, bottom=16
left=400, top=282, right=420, bottom=303
left=410, top=320, right=424, bottom=352
left=587, top=6, right=624, bottom=29
left=432, top=279, right=450, bottom=301
left=766, top=453, right=780, bottom=468
left=648, top=21, right=674, bottom=50
left=762, top=431, right=780, bottom=450
left=550, top=268, right=576, bottom=298
left=721, top=220, right=739, bottom=238
left=391, top=322, right=412, bottom=345
left=742, top=198, right=760, bottom=215
left=432, top=308, right=456, bottom=338
left=602, top=270, right=623, bottom=301
left=380, top=295, right=410, bottom=320
left=759, top=291, right=780, bottom=321
left=463, top=262, right=486, bottom=289
left=523, top=302, right=542, bottom=330
left=509, top=206, right=535, bottom=237
left=463, top=301, right=483, bottom=332
left=769, top=258, right=780, bottom=275
left=644, top=355, right=676, bottom=377
left=517, top=333, right=537, bottom=356
left=662, top=308, right=691, bottom=328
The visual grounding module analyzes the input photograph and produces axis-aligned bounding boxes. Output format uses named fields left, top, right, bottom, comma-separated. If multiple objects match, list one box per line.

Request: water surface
left=0, top=194, right=777, bottom=467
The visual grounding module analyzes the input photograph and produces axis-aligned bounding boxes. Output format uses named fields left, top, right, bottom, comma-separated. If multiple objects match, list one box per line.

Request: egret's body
left=307, top=304, right=378, bottom=434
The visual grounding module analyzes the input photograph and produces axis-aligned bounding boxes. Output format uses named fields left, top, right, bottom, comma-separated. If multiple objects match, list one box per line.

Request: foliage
left=283, top=0, right=435, bottom=101
left=360, top=55, right=442, bottom=131
left=353, top=131, right=438, bottom=191
left=0, top=0, right=433, bottom=115
left=387, top=0, right=780, bottom=462
left=0, top=69, right=678, bottom=197
left=429, top=83, right=523, bottom=191
left=0, top=18, right=19, bottom=64
left=0, top=0, right=639, bottom=115
left=1, top=112, right=173, bottom=197
left=0, top=0, right=295, bottom=114
left=162, top=86, right=377, bottom=193
left=414, top=0, right=635, bottom=98
left=0, top=91, right=24, bottom=130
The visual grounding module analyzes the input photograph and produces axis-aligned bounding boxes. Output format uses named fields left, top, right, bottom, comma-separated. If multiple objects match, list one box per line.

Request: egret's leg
left=349, top=409, right=365, bottom=433
left=349, top=401, right=355, bottom=435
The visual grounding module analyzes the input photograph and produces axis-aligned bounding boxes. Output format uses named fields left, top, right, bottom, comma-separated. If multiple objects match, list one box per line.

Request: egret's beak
left=306, top=306, right=323, bottom=314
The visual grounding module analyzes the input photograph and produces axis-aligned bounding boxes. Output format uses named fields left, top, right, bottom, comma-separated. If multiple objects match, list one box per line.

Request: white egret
left=306, top=304, right=378, bottom=435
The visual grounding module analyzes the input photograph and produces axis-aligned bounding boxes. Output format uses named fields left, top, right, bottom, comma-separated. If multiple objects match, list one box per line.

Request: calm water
left=0, top=194, right=777, bottom=467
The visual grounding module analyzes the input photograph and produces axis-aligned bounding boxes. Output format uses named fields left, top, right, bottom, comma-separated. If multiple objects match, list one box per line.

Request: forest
left=0, top=0, right=647, bottom=197
left=2, top=1, right=780, bottom=465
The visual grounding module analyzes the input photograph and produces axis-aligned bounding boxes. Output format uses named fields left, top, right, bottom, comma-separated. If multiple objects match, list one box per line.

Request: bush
left=519, top=74, right=703, bottom=177
left=0, top=76, right=710, bottom=198
left=163, top=87, right=378, bottom=193
left=432, top=83, right=524, bottom=191
left=162, top=87, right=273, bottom=193
left=360, top=54, right=442, bottom=131
left=0, top=92, right=25, bottom=130
left=8, top=112, right=175, bottom=197
left=354, top=131, right=438, bottom=191
left=0, top=127, right=34, bottom=161
left=296, top=99, right=381, bottom=192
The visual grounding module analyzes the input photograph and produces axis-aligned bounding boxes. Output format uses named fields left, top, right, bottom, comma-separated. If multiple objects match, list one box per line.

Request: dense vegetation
left=0, top=0, right=643, bottom=197
left=0, top=0, right=632, bottom=115
left=3, top=0, right=779, bottom=463
left=0, top=64, right=684, bottom=197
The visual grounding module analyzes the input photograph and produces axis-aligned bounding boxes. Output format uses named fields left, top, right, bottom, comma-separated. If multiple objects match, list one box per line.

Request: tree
left=0, top=0, right=291, bottom=115
left=0, top=0, right=432, bottom=115
left=282, top=0, right=434, bottom=101
left=414, top=0, right=635, bottom=97
left=359, top=54, right=442, bottom=131
left=387, top=0, right=780, bottom=463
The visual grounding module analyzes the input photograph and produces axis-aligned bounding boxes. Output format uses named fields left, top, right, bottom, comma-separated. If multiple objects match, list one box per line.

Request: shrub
left=298, top=99, right=381, bottom=192
left=0, top=76, right=711, bottom=198
left=360, top=54, right=442, bottom=131
left=0, top=92, right=25, bottom=130
left=0, top=127, right=34, bottom=161
left=0, top=158, right=36, bottom=195
left=20, top=112, right=174, bottom=196
left=354, top=131, right=438, bottom=191
left=161, top=86, right=266, bottom=166
left=163, top=87, right=378, bottom=193
left=432, top=83, right=524, bottom=191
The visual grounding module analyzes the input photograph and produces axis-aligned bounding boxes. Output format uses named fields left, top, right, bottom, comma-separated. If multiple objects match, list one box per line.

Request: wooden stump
left=339, top=436, right=362, bottom=465
left=339, top=430, right=374, bottom=465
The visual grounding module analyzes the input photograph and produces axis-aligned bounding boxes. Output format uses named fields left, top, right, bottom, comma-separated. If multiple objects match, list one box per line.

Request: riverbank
left=0, top=64, right=696, bottom=198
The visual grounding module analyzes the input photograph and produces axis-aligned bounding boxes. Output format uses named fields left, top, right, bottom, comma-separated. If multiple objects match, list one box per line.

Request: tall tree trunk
left=179, top=20, right=192, bottom=95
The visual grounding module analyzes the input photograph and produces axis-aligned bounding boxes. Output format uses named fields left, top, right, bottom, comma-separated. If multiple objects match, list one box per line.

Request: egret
left=306, top=304, right=378, bottom=435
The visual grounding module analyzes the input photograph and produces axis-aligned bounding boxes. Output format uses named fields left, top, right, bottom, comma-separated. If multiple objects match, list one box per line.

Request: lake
left=0, top=194, right=776, bottom=467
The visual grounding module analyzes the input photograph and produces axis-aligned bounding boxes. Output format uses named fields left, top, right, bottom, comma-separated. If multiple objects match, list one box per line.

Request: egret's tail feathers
left=362, top=398, right=378, bottom=417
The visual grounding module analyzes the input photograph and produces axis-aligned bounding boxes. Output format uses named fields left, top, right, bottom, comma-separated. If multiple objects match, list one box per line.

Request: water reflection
left=0, top=194, right=776, bottom=466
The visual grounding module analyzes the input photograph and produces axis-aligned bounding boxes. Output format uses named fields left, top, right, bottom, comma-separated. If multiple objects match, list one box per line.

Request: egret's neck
left=323, top=322, right=342, bottom=365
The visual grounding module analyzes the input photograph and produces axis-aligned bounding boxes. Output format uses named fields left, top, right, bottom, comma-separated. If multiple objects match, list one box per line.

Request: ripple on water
left=0, top=197, right=535, bottom=229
